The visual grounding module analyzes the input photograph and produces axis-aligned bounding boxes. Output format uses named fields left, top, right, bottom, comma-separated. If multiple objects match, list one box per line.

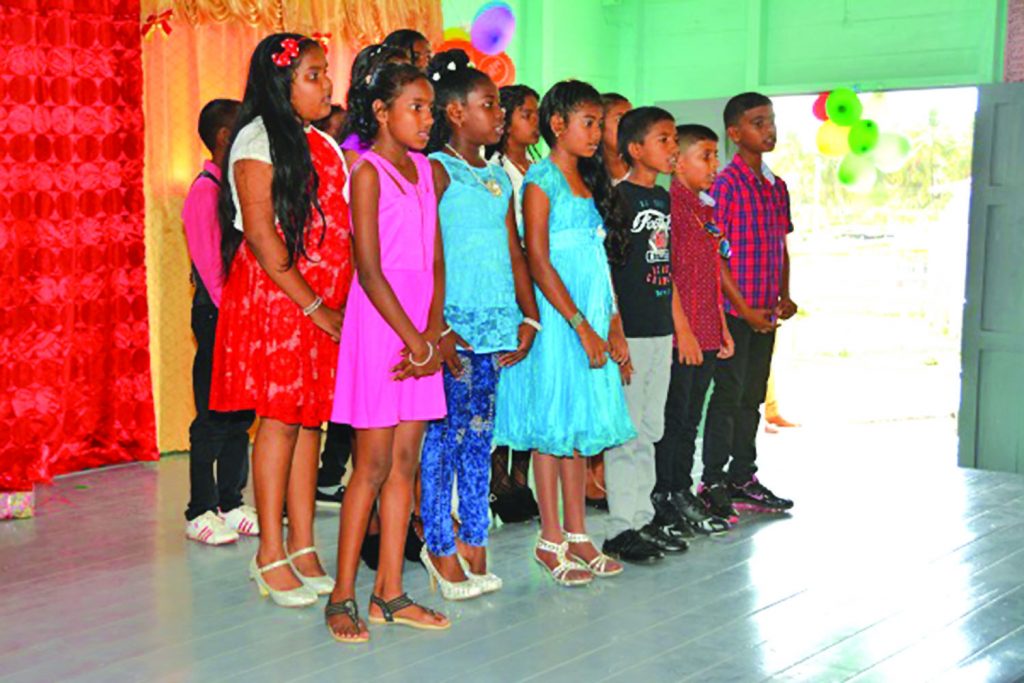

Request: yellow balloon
left=443, top=26, right=471, bottom=42
left=816, top=120, right=851, bottom=157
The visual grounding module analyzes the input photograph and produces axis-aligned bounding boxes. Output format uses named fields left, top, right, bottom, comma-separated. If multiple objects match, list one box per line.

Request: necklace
left=504, top=153, right=530, bottom=177
left=445, top=144, right=503, bottom=197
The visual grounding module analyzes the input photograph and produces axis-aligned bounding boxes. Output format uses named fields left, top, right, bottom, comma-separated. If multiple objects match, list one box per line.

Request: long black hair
left=347, top=61, right=430, bottom=145
left=484, top=84, right=540, bottom=161
left=425, top=49, right=493, bottom=153
left=339, top=43, right=407, bottom=143
left=383, top=29, right=429, bottom=67
left=538, top=80, right=624, bottom=261
left=219, top=33, right=326, bottom=274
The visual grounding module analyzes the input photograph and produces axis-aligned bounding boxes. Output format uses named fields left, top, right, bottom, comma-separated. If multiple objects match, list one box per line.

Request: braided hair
left=424, top=49, right=493, bottom=153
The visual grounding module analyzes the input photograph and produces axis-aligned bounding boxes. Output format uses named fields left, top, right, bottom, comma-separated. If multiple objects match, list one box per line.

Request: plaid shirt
left=670, top=180, right=723, bottom=351
left=711, top=154, right=793, bottom=315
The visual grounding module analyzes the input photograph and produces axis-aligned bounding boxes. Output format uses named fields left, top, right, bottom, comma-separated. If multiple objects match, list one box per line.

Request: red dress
left=210, top=128, right=352, bottom=427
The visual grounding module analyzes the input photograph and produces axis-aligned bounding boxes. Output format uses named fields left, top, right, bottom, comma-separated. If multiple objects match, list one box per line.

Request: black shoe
left=651, top=492, right=696, bottom=540
left=674, top=490, right=731, bottom=535
left=698, top=482, right=739, bottom=524
left=515, top=485, right=540, bottom=519
left=315, top=485, right=345, bottom=509
left=360, top=532, right=380, bottom=571
left=602, top=529, right=663, bottom=564
left=639, top=523, right=689, bottom=553
left=728, top=477, right=794, bottom=513
left=490, top=490, right=532, bottom=524
left=585, top=496, right=609, bottom=512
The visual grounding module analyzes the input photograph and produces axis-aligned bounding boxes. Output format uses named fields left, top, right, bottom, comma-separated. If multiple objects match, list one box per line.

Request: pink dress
left=332, top=151, right=446, bottom=428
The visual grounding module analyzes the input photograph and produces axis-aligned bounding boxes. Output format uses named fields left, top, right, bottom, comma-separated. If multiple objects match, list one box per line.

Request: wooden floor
left=3, top=419, right=1024, bottom=682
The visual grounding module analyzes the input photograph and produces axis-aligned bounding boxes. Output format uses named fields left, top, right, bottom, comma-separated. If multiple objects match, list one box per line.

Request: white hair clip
left=431, top=72, right=441, bottom=81
left=447, top=61, right=456, bottom=71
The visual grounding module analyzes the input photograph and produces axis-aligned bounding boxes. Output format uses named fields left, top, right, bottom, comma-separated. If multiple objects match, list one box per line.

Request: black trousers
left=318, top=422, right=353, bottom=487
left=186, top=305, right=255, bottom=521
left=653, top=351, right=718, bottom=493
left=701, top=315, right=775, bottom=486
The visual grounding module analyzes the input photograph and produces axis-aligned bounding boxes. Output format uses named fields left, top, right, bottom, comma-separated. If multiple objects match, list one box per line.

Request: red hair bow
left=272, top=38, right=301, bottom=68
left=311, top=32, right=331, bottom=55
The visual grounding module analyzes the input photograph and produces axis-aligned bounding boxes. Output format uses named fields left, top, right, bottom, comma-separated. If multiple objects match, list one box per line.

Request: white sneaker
left=220, top=504, right=260, bottom=536
left=186, top=511, right=239, bottom=546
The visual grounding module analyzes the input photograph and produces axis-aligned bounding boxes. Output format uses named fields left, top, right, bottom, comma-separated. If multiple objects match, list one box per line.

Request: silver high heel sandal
left=562, top=530, right=624, bottom=578
left=533, top=535, right=592, bottom=587
left=420, top=546, right=483, bottom=601
left=287, top=546, right=335, bottom=595
left=249, top=554, right=318, bottom=607
left=457, top=554, right=503, bottom=594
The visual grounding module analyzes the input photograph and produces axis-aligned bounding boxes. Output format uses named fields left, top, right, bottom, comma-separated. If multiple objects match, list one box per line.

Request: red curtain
left=0, top=0, right=156, bottom=491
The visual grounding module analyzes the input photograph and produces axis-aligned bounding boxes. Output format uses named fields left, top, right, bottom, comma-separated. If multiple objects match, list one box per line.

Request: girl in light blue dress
left=494, top=80, right=636, bottom=586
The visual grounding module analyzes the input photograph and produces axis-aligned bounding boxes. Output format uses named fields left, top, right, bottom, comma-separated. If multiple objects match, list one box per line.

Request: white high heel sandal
left=287, top=546, right=335, bottom=595
left=457, top=554, right=503, bottom=594
left=249, top=555, right=318, bottom=607
left=420, top=546, right=483, bottom=601
left=533, top=535, right=592, bottom=587
left=562, top=530, right=624, bottom=578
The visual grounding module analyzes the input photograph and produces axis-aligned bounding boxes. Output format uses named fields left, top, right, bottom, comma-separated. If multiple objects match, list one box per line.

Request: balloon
left=868, top=133, right=913, bottom=173
left=471, top=5, right=516, bottom=56
left=826, top=88, right=862, bottom=126
left=434, top=38, right=485, bottom=65
left=848, top=119, right=879, bottom=154
left=812, top=92, right=829, bottom=121
left=443, top=26, right=470, bottom=42
left=837, top=153, right=877, bottom=192
left=474, top=1, right=511, bottom=22
left=816, top=120, right=850, bottom=157
left=476, top=52, right=515, bottom=87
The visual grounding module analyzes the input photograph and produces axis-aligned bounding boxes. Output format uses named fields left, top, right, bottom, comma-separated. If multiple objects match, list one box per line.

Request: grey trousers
left=604, top=336, right=673, bottom=539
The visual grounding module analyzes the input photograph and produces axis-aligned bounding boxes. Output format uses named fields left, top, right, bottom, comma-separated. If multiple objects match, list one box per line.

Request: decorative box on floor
left=0, top=488, right=35, bottom=520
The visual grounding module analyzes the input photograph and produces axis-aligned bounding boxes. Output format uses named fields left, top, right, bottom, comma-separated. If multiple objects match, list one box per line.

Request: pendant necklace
left=445, top=144, right=502, bottom=197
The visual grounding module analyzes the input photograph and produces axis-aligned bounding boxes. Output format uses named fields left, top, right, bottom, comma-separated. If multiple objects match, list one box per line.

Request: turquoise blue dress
left=493, top=158, right=636, bottom=457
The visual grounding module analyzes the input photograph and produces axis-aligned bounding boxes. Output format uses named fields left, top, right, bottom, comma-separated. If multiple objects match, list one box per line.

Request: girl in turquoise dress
left=494, top=80, right=636, bottom=586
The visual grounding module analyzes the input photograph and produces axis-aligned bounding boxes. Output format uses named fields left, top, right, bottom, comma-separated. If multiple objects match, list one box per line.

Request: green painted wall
left=441, top=0, right=1006, bottom=101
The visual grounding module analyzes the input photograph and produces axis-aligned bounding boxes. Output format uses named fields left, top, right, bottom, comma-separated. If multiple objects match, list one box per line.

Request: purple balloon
left=471, top=5, right=515, bottom=56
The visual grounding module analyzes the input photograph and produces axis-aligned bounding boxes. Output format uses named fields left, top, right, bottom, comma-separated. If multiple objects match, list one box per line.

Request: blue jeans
left=421, top=351, right=498, bottom=556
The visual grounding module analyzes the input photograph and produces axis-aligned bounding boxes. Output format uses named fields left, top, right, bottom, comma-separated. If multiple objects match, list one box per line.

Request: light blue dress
left=493, top=158, right=636, bottom=457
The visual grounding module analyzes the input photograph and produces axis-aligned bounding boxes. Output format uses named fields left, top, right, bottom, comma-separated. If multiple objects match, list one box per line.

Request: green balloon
left=848, top=119, right=880, bottom=154
left=837, top=152, right=877, bottom=191
left=826, top=88, right=863, bottom=126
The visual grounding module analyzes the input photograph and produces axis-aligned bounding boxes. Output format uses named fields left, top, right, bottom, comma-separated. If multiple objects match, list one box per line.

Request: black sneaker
left=674, top=490, right=731, bottom=535
left=651, top=492, right=696, bottom=540
left=729, top=477, right=794, bottom=513
left=586, top=496, right=609, bottom=512
left=602, top=529, right=663, bottom=564
left=315, top=485, right=345, bottom=509
left=698, top=482, right=739, bottom=524
left=639, top=523, right=689, bottom=553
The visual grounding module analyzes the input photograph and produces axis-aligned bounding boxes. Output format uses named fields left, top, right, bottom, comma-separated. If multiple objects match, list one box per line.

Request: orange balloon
left=476, top=52, right=515, bottom=87
left=434, top=38, right=484, bottom=64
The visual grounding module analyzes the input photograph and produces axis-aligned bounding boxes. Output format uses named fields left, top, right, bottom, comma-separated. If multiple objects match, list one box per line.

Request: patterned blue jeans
left=421, top=351, right=498, bottom=556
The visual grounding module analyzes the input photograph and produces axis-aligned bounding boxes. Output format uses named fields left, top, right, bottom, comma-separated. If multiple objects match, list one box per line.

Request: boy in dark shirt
left=602, top=107, right=688, bottom=564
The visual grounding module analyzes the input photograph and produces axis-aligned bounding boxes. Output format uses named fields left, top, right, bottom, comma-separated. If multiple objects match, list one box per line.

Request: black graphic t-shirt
left=610, top=181, right=673, bottom=337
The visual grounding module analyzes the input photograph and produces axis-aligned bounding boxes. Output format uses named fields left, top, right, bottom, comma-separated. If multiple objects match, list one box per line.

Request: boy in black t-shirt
left=602, top=107, right=689, bottom=564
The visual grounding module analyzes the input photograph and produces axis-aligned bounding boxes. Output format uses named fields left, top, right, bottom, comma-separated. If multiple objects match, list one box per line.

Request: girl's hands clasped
left=392, top=338, right=443, bottom=380
left=438, top=328, right=473, bottom=377
left=576, top=320, right=609, bottom=369
left=497, top=322, right=537, bottom=368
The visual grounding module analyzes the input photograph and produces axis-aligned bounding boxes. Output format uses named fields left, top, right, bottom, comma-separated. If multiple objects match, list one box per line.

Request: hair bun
left=427, top=48, right=472, bottom=83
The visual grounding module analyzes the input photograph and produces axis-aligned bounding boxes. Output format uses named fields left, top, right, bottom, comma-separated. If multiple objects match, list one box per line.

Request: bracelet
left=440, top=325, right=454, bottom=338
left=408, top=342, right=435, bottom=367
left=568, top=311, right=585, bottom=330
left=523, top=317, right=542, bottom=332
left=302, top=296, right=323, bottom=317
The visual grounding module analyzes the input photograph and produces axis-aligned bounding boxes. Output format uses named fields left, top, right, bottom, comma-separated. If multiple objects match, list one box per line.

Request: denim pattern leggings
left=421, top=351, right=498, bottom=556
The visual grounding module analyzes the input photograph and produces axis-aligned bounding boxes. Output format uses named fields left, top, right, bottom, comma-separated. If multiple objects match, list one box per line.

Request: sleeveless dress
left=210, top=119, right=352, bottom=428
left=331, top=151, right=446, bottom=429
left=493, top=158, right=636, bottom=456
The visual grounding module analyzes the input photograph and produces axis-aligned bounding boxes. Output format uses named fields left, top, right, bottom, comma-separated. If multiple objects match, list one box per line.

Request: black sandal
left=368, top=593, right=450, bottom=631
left=325, top=599, right=369, bottom=643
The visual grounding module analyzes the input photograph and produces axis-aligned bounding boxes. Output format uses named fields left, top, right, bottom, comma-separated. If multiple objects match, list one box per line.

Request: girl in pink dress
left=326, top=62, right=448, bottom=643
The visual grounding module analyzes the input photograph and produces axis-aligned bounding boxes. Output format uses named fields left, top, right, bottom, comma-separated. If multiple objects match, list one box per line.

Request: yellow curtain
left=142, top=1, right=442, bottom=452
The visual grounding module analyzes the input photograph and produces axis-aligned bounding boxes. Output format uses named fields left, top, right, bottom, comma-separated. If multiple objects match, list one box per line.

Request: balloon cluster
left=436, top=2, right=517, bottom=87
left=813, top=88, right=913, bottom=193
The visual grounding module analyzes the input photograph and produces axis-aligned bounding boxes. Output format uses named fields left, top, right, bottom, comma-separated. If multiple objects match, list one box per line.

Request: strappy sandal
left=563, top=530, right=624, bottom=578
left=368, top=593, right=450, bottom=631
left=533, top=535, right=593, bottom=587
left=325, top=599, right=369, bottom=643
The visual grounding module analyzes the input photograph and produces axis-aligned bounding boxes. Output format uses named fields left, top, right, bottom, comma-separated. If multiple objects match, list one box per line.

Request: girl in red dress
left=211, top=33, right=353, bottom=608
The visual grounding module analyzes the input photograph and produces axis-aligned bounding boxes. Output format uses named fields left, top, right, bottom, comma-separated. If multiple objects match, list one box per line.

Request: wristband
left=568, top=311, right=585, bottom=330
left=523, top=317, right=542, bottom=332
left=408, top=343, right=435, bottom=367
left=302, top=296, right=323, bottom=317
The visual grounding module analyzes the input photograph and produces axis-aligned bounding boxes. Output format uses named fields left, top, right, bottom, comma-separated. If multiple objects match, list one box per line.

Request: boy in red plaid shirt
left=699, top=93, right=797, bottom=520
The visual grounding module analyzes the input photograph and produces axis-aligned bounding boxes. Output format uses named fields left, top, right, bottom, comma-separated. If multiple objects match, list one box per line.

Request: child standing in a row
left=495, top=80, right=634, bottom=587
left=418, top=50, right=540, bottom=600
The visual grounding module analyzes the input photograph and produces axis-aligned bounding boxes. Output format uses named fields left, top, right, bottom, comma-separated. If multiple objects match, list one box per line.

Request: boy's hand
left=742, top=307, right=776, bottom=333
left=717, top=325, right=735, bottom=359
left=676, top=328, right=703, bottom=366
left=777, top=297, right=798, bottom=320
left=619, top=358, right=634, bottom=385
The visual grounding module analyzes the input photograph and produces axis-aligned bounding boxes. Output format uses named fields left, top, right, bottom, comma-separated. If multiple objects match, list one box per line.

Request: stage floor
left=3, top=419, right=1024, bottom=682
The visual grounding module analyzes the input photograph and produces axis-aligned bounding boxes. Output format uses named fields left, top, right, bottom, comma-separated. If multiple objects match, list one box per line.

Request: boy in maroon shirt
left=653, top=125, right=735, bottom=535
